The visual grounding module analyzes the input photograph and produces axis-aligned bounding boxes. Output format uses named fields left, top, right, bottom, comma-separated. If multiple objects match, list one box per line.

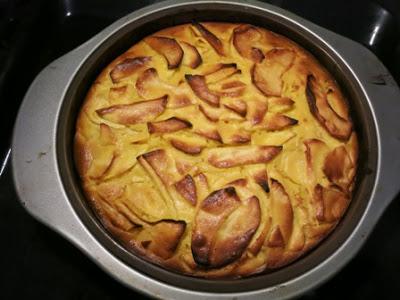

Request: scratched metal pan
left=11, top=0, right=400, bottom=299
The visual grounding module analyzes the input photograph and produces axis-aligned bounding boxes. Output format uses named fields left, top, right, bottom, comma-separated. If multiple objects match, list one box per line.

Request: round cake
left=74, top=22, right=358, bottom=278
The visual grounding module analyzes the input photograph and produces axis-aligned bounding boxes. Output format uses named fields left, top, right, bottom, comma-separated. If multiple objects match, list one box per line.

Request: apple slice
left=138, top=149, right=177, bottom=186
left=135, top=68, right=166, bottom=99
left=108, top=84, right=137, bottom=105
left=145, top=220, right=186, bottom=259
left=208, top=145, right=282, bottom=168
left=246, top=100, right=268, bottom=125
left=123, top=182, right=174, bottom=223
left=218, top=121, right=251, bottom=145
left=193, top=173, right=209, bottom=201
left=268, top=179, right=293, bottom=247
left=223, top=99, right=247, bottom=117
left=180, top=41, right=202, bottom=68
left=268, top=97, right=295, bottom=113
left=191, top=187, right=240, bottom=266
left=194, top=128, right=222, bottom=143
left=323, top=145, right=355, bottom=191
left=252, top=48, right=295, bottom=96
left=268, top=97, right=295, bottom=107
left=264, top=114, right=298, bottom=131
left=109, top=56, right=151, bottom=83
left=227, top=178, right=248, bottom=187
left=208, top=196, right=261, bottom=267
left=135, top=68, right=193, bottom=108
left=205, top=63, right=240, bottom=84
left=219, top=80, right=246, bottom=97
left=97, top=199, right=135, bottom=231
left=199, top=104, right=219, bottom=122
left=233, top=24, right=264, bottom=63
left=170, top=138, right=204, bottom=155
left=87, top=146, right=115, bottom=180
left=193, top=23, right=225, bottom=56
left=96, top=95, right=167, bottom=125
left=267, top=226, right=285, bottom=247
left=175, top=174, right=197, bottom=206
left=148, top=117, right=192, bottom=134
left=248, top=217, right=272, bottom=255
left=306, top=75, right=352, bottom=140
left=314, top=184, right=349, bottom=222
left=304, top=138, right=329, bottom=181
left=253, top=168, right=269, bottom=193
left=99, top=123, right=116, bottom=145
left=144, top=36, right=183, bottom=69
left=186, top=74, right=220, bottom=107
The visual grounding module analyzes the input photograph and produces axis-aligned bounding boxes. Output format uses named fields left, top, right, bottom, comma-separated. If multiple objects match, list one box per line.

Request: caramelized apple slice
left=148, top=117, right=192, bottom=134
left=138, top=149, right=176, bottom=186
left=193, top=173, right=209, bottom=201
left=175, top=174, right=197, bottom=206
left=205, top=63, right=240, bottom=84
left=268, top=97, right=295, bottom=113
left=252, top=49, right=295, bottom=96
left=225, top=131, right=251, bottom=145
left=208, top=196, right=261, bottom=267
left=96, top=96, right=167, bottom=125
left=146, top=220, right=186, bottom=259
left=233, top=24, right=264, bottom=63
left=199, top=104, right=219, bottom=122
left=223, top=99, right=247, bottom=117
left=194, top=128, right=222, bottom=143
left=186, top=74, right=220, bottom=107
left=135, top=68, right=193, bottom=108
left=267, top=225, right=285, bottom=247
left=218, top=121, right=251, bottom=145
left=323, top=145, right=355, bottom=190
left=314, top=184, right=349, bottom=222
left=268, top=179, right=293, bottom=247
left=249, top=217, right=272, bottom=255
left=193, top=23, right=225, bottom=56
left=218, top=81, right=246, bottom=97
left=246, top=100, right=268, bottom=125
left=191, top=187, right=240, bottom=266
left=227, top=178, right=248, bottom=187
left=144, top=36, right=183, bottom=69
left=252, top=169, right=269, bottom=193
left=110, top=56, right=151, bottom=83
left=306, top=75, right=352, bottom=140
left=170, top=139, right=204, bottom=155
left=304, top=139, right=329, bottom=181
left=135, top=68, right=165, bottom=98
left=180, top=41, right=202, bottom=68
left=208, top=145, right=282, bottom=168
left=264, top=114, right=298, bottom=131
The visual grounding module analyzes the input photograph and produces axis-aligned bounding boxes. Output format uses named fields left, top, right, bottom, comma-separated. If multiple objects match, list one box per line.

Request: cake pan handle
left=317, top=28, right=400, bottom=215
left=11, top=29, right=113, bottom=239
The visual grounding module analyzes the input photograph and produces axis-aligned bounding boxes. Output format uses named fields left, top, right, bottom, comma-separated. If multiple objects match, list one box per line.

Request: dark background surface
left=0, top=0, right=399, bottom=299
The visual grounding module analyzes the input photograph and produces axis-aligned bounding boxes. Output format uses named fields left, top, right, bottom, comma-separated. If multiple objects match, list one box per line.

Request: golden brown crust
left=74, top=22, right=358, bottom=278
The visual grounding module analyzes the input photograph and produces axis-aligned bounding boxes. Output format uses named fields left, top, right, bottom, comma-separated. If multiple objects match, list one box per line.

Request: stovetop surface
left=1, top=0, right=399, bottom=299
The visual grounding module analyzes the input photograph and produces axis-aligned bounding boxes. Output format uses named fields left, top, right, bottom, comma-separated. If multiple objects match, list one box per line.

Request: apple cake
left=74, top=22, right=358, bottom=278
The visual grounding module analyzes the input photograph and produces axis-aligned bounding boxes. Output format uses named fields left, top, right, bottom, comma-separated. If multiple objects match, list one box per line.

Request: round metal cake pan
left=11, top=0, right=400, bottom=299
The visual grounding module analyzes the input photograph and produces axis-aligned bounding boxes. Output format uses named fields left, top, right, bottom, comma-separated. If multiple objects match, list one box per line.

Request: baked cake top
left=74, top=22, right=357, bottom=278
